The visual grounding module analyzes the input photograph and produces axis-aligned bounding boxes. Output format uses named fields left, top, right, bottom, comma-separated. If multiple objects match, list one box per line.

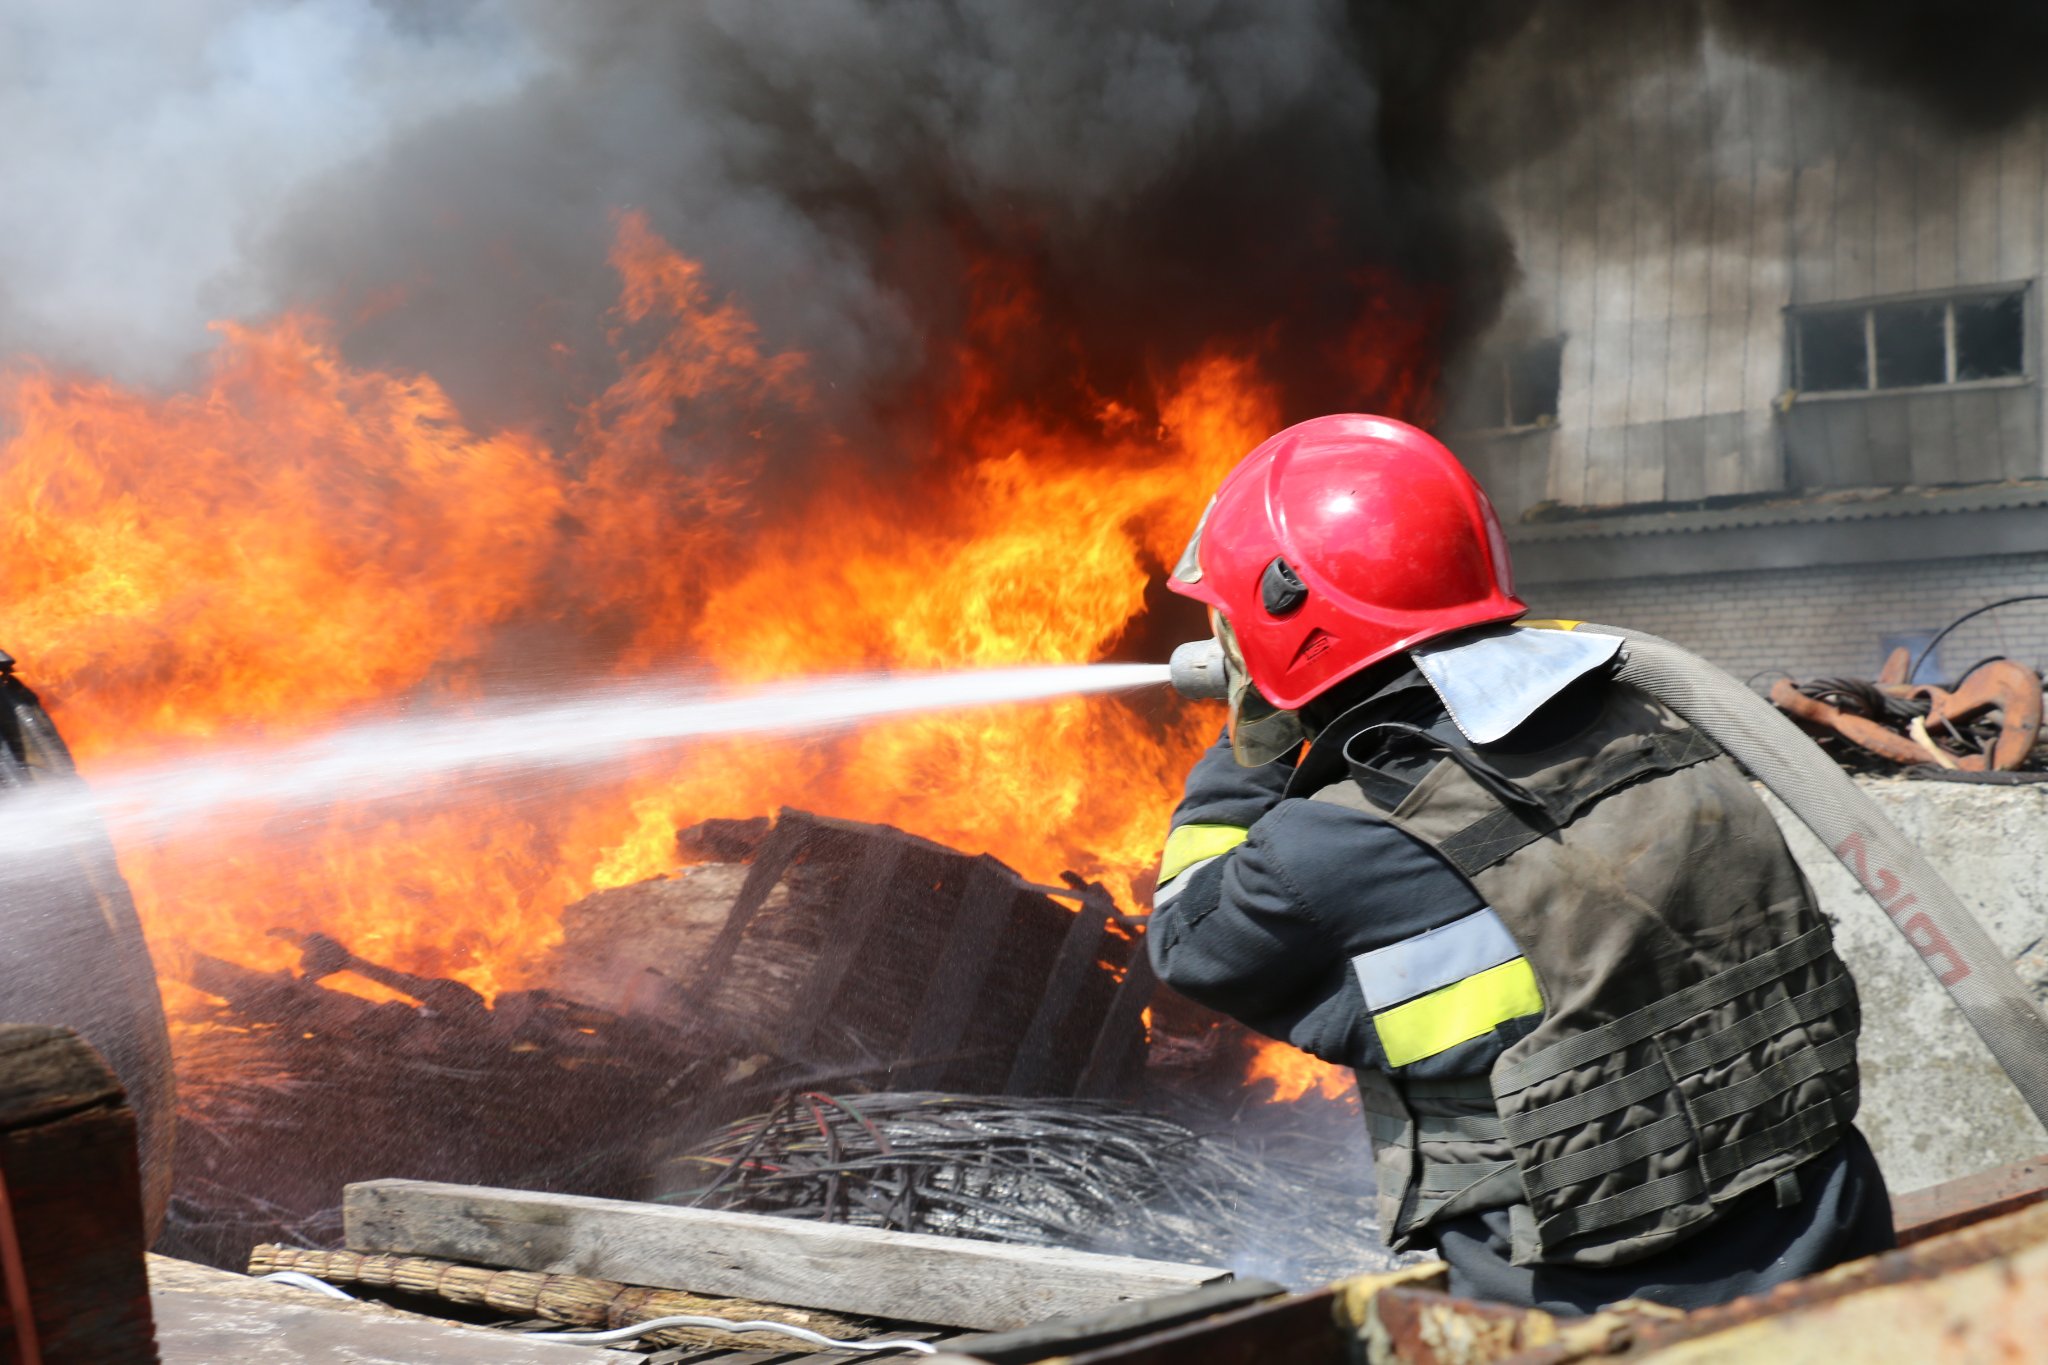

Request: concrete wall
left=1762, top=778, right=2048, bottom=1195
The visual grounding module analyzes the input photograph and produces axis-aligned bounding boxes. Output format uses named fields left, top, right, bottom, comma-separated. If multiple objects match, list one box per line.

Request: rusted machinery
left=1771, top=648, right=2046, bottom=775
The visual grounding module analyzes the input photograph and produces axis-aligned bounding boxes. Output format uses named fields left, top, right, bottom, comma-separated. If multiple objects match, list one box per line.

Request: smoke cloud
left=11, top=2, right=2043, bottom=431
left=2, top=1, right=1545, bottom=435
left=0, top=1, right=539, bottom=384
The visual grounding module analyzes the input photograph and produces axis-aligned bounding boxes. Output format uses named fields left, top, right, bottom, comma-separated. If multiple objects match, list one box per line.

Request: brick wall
left=1523, top=551, right=2048, bottom=685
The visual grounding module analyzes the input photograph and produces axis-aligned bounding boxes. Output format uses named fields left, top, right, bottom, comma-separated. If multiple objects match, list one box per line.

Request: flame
left=1247, top=1042, right=1355, bottom=1104
left=0, top=209, right=1440, bottom=1023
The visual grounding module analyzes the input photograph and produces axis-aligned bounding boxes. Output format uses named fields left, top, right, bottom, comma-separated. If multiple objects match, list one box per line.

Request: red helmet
left=1169, top=413, right=1524, bottom=711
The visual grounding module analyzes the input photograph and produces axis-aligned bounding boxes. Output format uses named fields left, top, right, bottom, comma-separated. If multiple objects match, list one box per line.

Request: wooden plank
left=897, top=859, right=1025, bottom=1090
left=690, top=811, right=808, bottom=994
left=1075, top=940, right=1157, bottom=1099
left=790, top=836, right=905, bottom=1052
left=344, top=1180, right=1227, bottom=1333
left=0, top=1023, right=157, bottom=1362
left=1895, top=1153, right=2048, bottom=1246
left=1003, top=902, right=1112, bottom=1096
left=1041, top=1286, right=1342, bottom=1365
left=946, top=1278, right=1285, bottom=1365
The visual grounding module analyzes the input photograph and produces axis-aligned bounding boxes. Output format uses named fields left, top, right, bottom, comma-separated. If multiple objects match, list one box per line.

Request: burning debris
left=158, top=808, right=1163, bottom=1269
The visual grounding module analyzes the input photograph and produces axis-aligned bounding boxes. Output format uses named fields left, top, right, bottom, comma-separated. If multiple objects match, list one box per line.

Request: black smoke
left=12, top=1, right=2048, bottom=443
left=256, top=1, right=1550, bottom=447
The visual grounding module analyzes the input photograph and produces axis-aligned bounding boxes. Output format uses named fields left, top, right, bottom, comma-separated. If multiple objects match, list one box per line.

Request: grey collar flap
left=1411, top=625, right=1624, bottom=745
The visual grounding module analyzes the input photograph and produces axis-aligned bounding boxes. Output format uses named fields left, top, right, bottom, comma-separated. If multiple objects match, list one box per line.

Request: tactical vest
left=1320, top=682, right=1862, bottom=1268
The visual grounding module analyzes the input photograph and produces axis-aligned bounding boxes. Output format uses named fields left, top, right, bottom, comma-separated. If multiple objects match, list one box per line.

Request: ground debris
left=660, top=1090, right=1406, bottom=1288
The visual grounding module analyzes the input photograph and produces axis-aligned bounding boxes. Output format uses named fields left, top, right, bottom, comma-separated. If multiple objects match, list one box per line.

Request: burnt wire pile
left=661, top=1091, right=1400, bottom=1287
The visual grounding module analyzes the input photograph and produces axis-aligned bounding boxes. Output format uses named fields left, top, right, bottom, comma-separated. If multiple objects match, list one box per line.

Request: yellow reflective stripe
left=1159, top=823, right=1250, bottom=882
left=1519, top=619, right=1584, bottom=632
left=1372, top=957, right=1544, bottom=1067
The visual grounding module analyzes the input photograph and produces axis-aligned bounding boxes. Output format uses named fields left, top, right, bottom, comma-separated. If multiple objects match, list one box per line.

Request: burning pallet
left=163, top=807, right=1155, bottom=1267
left=552, top=807, right=1153, bottom=1097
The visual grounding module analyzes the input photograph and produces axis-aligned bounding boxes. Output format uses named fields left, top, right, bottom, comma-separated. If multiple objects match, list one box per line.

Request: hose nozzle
left=1169, top=638, right=1229, bottom=700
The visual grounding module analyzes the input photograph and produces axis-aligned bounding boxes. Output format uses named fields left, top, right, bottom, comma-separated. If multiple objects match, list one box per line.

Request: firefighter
left=1148, top=413, right=1893, bottom=1313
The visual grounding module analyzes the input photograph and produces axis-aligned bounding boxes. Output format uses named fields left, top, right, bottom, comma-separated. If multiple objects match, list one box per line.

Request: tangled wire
left=659, top=1091, right=1405, bottom=1287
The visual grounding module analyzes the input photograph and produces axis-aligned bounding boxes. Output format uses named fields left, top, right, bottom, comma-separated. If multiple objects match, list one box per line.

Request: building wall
left=1454, top=8, right=2048, bottom=520
left=1524, top=550, right=2048, bottom=683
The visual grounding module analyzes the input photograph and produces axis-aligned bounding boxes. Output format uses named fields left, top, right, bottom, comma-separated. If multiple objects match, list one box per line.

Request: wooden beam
left=1074, top=938, right=1155, bottom=1099
left=789, top=836, right=905, bottom=1053
left=1003, top=902, right=1110, bottom=1096
left=689, top=809, right=809, bottom=994
left=896, top=859, right=1021, bottom=1090
left=1895, top=1152, right=2048, bottom=1246
left=0, top=1024, right=157, bottom=1361
left=344, top=1179, right=1227, bottom=1331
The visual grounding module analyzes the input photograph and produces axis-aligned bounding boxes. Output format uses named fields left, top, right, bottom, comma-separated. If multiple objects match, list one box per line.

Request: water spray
left=0, top=663, right=1172, bottom=863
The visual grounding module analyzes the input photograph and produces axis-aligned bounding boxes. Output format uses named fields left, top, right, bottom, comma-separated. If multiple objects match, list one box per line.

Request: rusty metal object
left=1366, top=1289, right=1560, bottom=1365
left=918, top=1176, right=2048, bottom=1364
left=1920, top=659, right=2044, bottom=771
left=1769, top=679, right=1930, bottom=767
left=1489, top=1197, right=2048, bottom=1364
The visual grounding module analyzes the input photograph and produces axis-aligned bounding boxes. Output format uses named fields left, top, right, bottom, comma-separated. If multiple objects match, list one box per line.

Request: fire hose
left=1168, top=625, right=2048, bottom=1134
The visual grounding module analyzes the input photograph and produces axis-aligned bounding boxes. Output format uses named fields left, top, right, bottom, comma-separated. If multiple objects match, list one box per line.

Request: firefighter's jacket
left=1148, top=631, right=1863, bottom=1269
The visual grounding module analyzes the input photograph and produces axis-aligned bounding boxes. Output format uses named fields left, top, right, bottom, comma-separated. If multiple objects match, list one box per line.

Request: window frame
left=1460, top=333, right=1566, bottom=435
left=1787, top=282, right=2033, bottom=403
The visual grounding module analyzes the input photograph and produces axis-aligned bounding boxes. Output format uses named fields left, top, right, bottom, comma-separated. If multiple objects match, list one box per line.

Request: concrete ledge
left=1763, top=777, right=2048, bottom=1194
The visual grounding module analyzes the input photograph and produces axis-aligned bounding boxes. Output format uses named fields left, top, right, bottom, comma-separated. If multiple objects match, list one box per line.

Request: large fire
left=0, top=211, right=1435, bottom=1090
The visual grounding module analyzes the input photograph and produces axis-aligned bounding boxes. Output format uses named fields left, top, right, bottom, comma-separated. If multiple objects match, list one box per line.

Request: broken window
left=1795, top=310, right=1868, bottom=392
left=1504, top=337, right=1564, bottom=427
left=1955, top=292, right=2026, bottom=381
left=1793, top=286, right=2029, bottom=396
left=1460, top=336, right=1564, bottom=430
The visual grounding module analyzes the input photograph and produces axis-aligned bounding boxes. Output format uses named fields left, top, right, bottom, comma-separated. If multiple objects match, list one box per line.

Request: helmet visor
left=1171, top=496, right=1217, bottom=585
left=1213, top=609, right=1305, bottom=766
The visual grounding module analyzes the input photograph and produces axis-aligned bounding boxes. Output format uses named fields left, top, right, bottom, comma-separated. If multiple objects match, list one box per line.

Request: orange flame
left=0, top=210, right=1441, bottom=1029
left=1247, top=1042, right=1355, bottom=1104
